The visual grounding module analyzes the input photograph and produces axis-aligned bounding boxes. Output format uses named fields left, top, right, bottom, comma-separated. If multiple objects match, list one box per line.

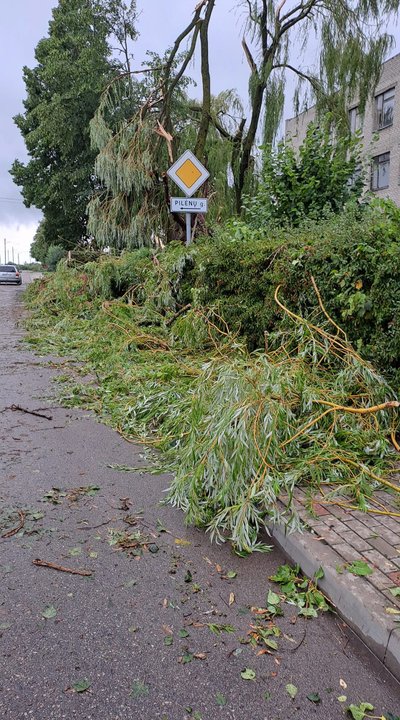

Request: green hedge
left=191, top=200, right=400, bottom=384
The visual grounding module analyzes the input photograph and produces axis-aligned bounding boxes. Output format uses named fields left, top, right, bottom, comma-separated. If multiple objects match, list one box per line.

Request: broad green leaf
left=226, top=571, right=237, bottom=579
left=347, top=561, right=373, bottom=577
left=389, top=588, right=400, bottom=597
left=241, top=668, right=256, bottom=680
left=347, top=702, right=374, bottom=720
left=42, top=605, right=57, bottom=620
left=179, top=628, right=189, bottom=638
left=338, top=695, right=347, bottom=702
left=286, top=683, right=298, bottom=699
left=215, top=693, right=227, bottom=706
left=307, top=692, right=321, bottom=703
left=299, top=607, right=318, bottom=618
left=267, top=590, right=280, bottom=606
left=164, top=635, right=173, bottom=646
left=72, top=678, right=91, bottom=693
left=0, top=622, right=11, bottom=630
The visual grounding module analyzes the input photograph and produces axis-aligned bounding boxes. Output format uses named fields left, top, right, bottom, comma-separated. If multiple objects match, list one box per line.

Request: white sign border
left=167, top=150, right=210, bottom=197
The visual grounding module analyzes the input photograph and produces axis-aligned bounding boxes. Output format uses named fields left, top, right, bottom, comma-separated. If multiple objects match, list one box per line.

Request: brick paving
left=294, top=487, right=400, bottom=603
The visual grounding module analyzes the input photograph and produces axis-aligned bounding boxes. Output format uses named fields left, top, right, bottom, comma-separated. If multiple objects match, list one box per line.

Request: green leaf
left=314, top=566, right=324, bottom=581
left=389, top=587, right=400, bottom=597
left=286, top=683, right=298, bottom=699
left=164, top=635, right=173, bottom=646
left=267, top=589, right=280, bottom=606
left=226, top=570, right=237, bottom=579
left=307, top=692, right=321, bottom=703
left=338, top=695, right=347, bottom=703
left=180, top=652, right=194, bottom=664
left=347, top=561, right=373, bottom=577
left=298, top=607, right=318, bottom=618
left=265, top=639, right=278, bottom=650
left=0, top=622, right=11, bottom=630
left=68, top=547, right=82, bottom=557
left=130, top=680, right=149, bottom=698
left=264, top=691, right=271, bottom=701
left=42, top=605, right=57, bottom=620
left=347, top=702, right=374, bottom=720
left=215, top=693, right=227, bottom=706
left=72, top=679, right=91, bottom=693
left=179, top=628, right=190, bottom=638
left=241, top=668, right=256, bottom=680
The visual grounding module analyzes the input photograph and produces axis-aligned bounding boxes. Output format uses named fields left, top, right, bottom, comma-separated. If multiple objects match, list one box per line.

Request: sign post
left=167, top=150, right=210, bottom=246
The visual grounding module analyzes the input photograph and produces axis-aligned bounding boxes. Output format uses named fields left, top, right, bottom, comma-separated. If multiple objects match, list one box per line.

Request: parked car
left=0, top=264, right=22, bottom=285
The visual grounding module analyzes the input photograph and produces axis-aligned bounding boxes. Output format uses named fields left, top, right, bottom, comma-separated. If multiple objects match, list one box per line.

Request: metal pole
left=3, top=238, right=6, bottom=265
left=12, top=247, right=14, bottom=263
left=185, top=213, right=191, bottom=246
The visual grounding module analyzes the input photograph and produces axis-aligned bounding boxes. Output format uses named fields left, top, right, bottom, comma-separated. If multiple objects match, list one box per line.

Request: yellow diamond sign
left=167, top=150, right=209, bottom=197
left=176, top=159, right=202, bottom=188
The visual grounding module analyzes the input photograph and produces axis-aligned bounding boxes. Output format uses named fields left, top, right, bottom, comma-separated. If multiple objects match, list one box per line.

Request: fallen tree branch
left=32, top=559, right=92, bottom=576
left=7, top=404, right=53, bottom=420
left=1, top=510, right=26, bottom=539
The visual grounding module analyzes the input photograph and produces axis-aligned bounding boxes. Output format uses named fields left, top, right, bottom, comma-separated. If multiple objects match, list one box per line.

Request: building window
left=375, top=88, right=395, bottom=129
left=348, top=163, right=362, bottom=188
left=371, top=153, right=390, bottom=190
left=349, top=106, right=363, bottom=134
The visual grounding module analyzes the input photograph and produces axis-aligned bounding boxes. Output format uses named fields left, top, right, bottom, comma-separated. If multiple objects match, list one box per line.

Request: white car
left=0, top=264, right=22, bottom=285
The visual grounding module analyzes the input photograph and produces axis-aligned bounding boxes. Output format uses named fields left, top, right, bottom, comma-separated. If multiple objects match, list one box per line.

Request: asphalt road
left=0, top=276, right=399, bottom=720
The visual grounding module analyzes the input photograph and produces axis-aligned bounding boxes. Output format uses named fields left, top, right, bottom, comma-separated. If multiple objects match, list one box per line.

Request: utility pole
left=3, top=238, right=6, bottom=265
left=12, top=247, right=14, bottom=263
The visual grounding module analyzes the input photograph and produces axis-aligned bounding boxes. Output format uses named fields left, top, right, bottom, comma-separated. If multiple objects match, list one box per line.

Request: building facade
left=285, top=53, right=400, bottom=205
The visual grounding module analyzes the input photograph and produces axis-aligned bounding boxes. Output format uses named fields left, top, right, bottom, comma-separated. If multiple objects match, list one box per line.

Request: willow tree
left=88, top=0, right=398, bottom=248
left=87, top=0, right=239, bottom=249
left=222, top=0, right=399, bottom=211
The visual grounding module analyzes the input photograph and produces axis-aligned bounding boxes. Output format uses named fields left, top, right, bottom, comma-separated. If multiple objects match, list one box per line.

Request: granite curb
left=269, top=521, right=400, bottom=681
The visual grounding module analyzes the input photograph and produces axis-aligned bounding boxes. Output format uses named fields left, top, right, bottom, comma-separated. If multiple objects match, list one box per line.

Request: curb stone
left=269, top=522, right=400, bottom=681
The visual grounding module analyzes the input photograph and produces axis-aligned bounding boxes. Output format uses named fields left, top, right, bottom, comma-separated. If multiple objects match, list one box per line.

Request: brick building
left=285, top=53, right=400, bottom=205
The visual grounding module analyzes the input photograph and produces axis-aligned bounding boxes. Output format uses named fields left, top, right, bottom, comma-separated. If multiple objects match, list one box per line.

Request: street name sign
left=167, top=150, right=209, bottom=197
left=170, top=197, right=208, bottom=213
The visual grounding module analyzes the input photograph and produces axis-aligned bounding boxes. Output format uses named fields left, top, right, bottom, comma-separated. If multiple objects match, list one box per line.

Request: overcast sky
left=0, top=1, right=399, bottom=263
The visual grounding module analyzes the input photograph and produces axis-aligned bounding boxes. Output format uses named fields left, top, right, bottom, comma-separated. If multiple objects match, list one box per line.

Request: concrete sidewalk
left=270, top=488, right=400, bottom=680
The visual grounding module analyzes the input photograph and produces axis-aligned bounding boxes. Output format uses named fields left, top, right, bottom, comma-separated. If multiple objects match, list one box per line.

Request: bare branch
left=242, top=38, right=258, bottom=74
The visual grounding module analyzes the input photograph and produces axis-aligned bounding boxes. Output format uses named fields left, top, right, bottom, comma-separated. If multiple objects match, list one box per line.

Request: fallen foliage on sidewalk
left=25, top=257, right=400, bottom=552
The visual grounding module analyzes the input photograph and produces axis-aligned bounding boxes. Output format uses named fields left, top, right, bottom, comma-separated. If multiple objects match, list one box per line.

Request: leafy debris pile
left=25, top=260, right=400, bottom=552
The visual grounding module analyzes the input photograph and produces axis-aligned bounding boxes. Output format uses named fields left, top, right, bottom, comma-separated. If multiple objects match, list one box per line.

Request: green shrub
left=191, top=200, right=400, bottom=385
left=243, top=123, right=364, bottom=228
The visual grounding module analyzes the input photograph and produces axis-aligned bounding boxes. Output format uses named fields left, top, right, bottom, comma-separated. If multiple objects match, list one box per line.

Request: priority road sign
left=167, top=150, right=209, bottom=198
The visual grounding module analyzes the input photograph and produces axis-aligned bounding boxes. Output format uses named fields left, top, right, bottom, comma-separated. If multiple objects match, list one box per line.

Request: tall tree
left=10, top=0, right=137, bottom=256
left=88, top=0, right=238, bottom=249
left=221, top=0, right=399, bottom=211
